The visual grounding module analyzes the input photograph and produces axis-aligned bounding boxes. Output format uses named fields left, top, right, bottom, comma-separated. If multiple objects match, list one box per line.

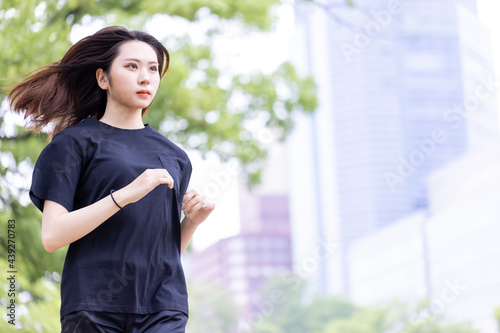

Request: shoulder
left=147, top=127, right=192, bottom=174
left=148, top=126, right=190, bottom=161
left=52, top=117, right=101, bottom=141
left=40, top=118, right=98, bottom=162
left=48, top=117, right=92, bottom=144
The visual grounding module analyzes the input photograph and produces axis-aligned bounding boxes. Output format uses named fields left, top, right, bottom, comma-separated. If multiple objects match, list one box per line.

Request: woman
left=8, top=26, right=214, bottom=332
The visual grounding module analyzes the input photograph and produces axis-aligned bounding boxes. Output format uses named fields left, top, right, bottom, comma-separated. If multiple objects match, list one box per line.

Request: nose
left=139, top=69, right=150, bottom=86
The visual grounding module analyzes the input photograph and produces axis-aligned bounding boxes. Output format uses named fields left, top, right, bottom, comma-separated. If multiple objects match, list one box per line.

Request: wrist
left=111, top=188, right=129, bottom=208
left=182, top=215, right=200, bottom=228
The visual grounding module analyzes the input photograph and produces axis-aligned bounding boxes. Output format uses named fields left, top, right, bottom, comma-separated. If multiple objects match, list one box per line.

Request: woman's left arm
left=180, top=189, right=215, bottom=254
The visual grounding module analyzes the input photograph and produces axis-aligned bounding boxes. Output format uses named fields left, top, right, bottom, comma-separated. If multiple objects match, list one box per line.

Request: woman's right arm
left=41, top=168, right=174, bottom=253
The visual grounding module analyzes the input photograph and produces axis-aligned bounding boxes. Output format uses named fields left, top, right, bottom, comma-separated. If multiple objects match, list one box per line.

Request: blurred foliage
left=186, top=281, right=241, bottom=332
left=0, top=202, right=66, bottom=283
left=0, top=0, right=317, bottom=329
left=0, top=0, right=318, bottom=187
left=250, top=275, right=479, bottom=333
left=0, top=264, right=61, bottom=332
left=0, top=0, right=360, bottom=330
left=494, top=306, right=500, bottom=332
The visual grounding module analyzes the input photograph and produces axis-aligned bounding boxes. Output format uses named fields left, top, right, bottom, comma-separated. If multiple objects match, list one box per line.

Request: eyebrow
left=123, top=58, right=159, bottom=65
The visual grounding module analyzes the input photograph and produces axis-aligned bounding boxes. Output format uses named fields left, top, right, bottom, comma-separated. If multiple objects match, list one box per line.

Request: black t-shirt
left=29, top=117, right=192, bottom=319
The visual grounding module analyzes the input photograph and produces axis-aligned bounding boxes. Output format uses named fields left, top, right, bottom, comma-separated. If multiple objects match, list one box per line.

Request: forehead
left=115, top=40, right=158, bottom=62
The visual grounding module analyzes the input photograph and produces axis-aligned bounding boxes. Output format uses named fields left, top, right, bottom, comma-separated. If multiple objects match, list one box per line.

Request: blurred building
left=287, top=0, right=499, bottom=295
left=347, top=144, right=500, bottom=332
left=425, top=143, right=500, bottom=332
left=189, top=145, right=293, bottom=321
left=190, top=195, right=292, bottom=321
left=348, top=211, right=428, bottom=304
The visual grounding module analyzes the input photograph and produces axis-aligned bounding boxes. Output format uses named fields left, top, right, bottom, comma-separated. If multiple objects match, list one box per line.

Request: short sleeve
left=30, top=132, right=83, bottom=212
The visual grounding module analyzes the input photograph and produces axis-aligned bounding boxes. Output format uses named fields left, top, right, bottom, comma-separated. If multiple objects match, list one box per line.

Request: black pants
left=61, top=310, right=188, bottom=333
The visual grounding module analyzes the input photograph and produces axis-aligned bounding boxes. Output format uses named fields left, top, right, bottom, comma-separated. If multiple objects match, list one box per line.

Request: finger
left=157, top=170, right=174, bottom=189
left=162, top=170, right=174, bottom=189
left=158, top=177, right=174, bottom=189
left=182, top=194, right=202, bottom=213
left=185, top=198, right=214, bottom=215
left=183, top=189, right=198, bottom=204
left=202, top=201, right=215, bottom=211
left=185, top=200, right=204, bottom=215
left=167, top=177, right=174, bottom=189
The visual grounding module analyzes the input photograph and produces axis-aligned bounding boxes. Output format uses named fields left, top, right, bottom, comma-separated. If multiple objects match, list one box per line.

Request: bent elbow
left=44, top=245, right=57, bottom=253
left=41, top=232, right=58, bottom=253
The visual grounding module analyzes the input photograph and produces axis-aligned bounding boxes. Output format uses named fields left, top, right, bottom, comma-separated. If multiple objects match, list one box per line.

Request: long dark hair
left=8, top=26, right=170, bottom=135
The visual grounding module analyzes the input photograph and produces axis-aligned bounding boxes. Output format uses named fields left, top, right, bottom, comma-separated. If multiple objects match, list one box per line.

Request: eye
left=150, top=65, right=158, bottom=72
left=126, top=63, right=138, bottom=69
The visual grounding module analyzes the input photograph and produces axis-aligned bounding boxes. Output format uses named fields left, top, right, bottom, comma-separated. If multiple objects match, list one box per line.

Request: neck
left=99, top=108, right=145, bottom=130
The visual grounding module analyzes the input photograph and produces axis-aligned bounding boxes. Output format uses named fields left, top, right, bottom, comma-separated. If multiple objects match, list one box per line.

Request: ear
left=96, top=68, right=109, bottom=90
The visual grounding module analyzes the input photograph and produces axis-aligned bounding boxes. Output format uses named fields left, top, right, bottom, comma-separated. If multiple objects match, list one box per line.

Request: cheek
left=114, top=72, right=136, bottom=94
left=153, top=74, right=160, bottom=85
left=116, top=70, right=133, bottom=82
left=151, top=77, right=161, bottom=92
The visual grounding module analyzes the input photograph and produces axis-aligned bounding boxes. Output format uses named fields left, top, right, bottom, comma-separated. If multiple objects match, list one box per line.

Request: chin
left=133, top=103, right=151, bottom=109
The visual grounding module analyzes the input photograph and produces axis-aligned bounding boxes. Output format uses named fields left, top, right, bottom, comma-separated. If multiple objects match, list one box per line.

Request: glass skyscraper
left=287, top=0, right=498, bottom=295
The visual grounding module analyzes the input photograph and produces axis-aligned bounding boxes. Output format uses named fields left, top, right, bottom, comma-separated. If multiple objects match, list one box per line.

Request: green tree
left=322, top=306, right=393, bottom=333
left=248, top=275, right=357, bottom=333
left=0, top=272, right=61, bottom=332
left=252, top=277, right=478, bottom=333
left=493, top=306, right=500, bottom=332
left=0, top=0, right=318, bottom=186
left=305, top=296, right=358, bottom=330
left=0, top=0, right=322, bottom=330
left=186, top=281, right=241, bottom=333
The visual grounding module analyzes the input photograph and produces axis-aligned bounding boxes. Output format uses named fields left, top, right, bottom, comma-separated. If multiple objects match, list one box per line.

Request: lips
left=137, top=90, right=150, bottom=97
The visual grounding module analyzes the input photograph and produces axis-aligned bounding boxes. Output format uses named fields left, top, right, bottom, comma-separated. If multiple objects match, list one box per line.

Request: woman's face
left=98, top=40, right=161, bottom=113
